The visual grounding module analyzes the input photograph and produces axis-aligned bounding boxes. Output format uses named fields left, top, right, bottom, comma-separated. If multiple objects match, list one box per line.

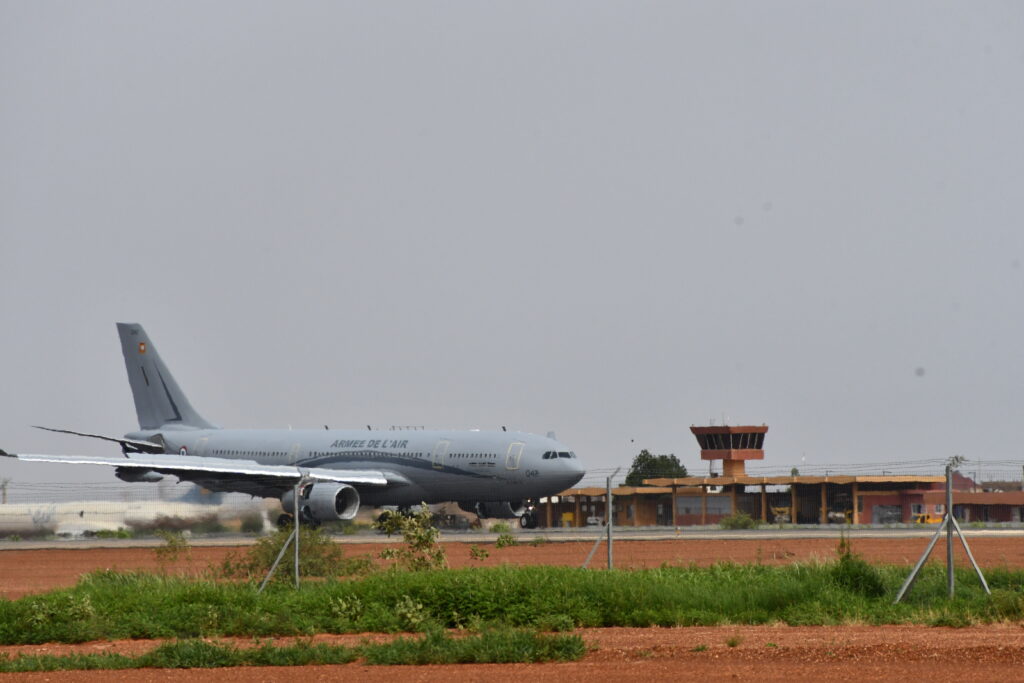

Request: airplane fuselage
left=127, top=427, right=585, bottom=508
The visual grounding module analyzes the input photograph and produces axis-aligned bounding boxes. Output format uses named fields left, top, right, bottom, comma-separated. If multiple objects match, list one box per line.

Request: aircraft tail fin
left=116, top=323, right=216, bottom=430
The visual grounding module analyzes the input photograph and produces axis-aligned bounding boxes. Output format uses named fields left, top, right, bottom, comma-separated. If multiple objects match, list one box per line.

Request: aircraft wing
left=1, top=452, right=390, bottom=487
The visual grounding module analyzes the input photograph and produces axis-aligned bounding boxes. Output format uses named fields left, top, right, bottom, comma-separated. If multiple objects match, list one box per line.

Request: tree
left=624, top=450, right=687, bottom=486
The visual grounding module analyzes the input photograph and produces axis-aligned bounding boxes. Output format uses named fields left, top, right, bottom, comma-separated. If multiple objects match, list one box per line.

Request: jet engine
left=458, top=500, right=526, bottom=519
left=114, top=467, right=164, bottom=483
left=281, top=483, right=360, bottom=522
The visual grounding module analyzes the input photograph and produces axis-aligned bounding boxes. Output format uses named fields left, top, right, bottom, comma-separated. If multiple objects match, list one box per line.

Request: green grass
left=0, top=630, right=584, bottom=672
left=0, top=561, right=1020, bottom=645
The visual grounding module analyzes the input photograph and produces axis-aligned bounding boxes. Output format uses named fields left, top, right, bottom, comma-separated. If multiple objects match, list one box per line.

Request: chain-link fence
left=2, top=458, right=1024, bottom=537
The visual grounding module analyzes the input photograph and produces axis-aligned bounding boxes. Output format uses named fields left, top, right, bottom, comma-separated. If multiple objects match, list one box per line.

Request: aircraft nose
left=564, top=459, right=585, bottom=488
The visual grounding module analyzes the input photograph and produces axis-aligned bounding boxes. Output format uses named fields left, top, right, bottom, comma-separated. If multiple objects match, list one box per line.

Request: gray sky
left=2, top=2, right=1023, bottom=488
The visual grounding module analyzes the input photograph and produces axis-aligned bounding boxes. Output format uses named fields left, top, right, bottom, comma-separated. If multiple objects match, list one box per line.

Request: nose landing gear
left=519, top=509, right=539, bottom=529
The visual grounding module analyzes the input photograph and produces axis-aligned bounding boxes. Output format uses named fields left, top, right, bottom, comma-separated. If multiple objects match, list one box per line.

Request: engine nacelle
left=281, top=483, right=360, bottom=522
left=114, top=467, right=164, bottom=483
left=458, top=500, right=526, bottom=519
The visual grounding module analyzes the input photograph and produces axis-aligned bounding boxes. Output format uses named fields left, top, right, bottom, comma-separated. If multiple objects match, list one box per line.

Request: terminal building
left=541, top=424, right=1024, bottom=528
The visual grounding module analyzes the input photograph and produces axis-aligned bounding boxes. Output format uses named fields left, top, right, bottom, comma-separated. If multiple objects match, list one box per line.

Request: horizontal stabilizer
left=32, top=426, right=165, bottom=454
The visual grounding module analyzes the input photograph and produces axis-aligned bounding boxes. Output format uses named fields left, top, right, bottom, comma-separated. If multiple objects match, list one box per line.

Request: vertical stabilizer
left=116, top=323, right=215, bottom=430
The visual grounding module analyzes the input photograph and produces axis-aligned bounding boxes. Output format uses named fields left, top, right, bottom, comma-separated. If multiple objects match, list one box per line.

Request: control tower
left=690, top=424, right=768, bottom=477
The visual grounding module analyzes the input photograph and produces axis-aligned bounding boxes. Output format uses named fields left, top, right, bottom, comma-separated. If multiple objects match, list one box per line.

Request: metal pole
left=258, top=528, right=295, bottom=592
left=893, top=519, right=946, bottom=603
left=606, top=467, right=620, bottom=570
left=607, top=475, right=613, bottom=569
left=294, top=481, right=301, bottom=589
left=946, top=464, right=954, bottom=598
left=950, top=515, right=991, bottom=595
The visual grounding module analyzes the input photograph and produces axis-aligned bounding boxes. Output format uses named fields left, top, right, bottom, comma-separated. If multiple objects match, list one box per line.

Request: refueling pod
left=114, top=467, right=164, bottom=483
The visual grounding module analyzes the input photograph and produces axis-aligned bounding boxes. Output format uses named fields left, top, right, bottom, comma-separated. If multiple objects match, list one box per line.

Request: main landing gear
left=276, top=513, right=321, bottom=529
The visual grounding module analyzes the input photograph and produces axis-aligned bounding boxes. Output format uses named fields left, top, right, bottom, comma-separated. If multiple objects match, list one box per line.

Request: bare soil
left=2, top=536, right=1022, bottom=599
left=3, top=537, right=1024, bottom=680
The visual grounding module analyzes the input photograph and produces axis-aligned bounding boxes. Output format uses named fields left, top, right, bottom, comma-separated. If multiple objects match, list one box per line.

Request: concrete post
left=852, top=482, right=859, bottom=524
left=790, top=481, right=798, bottom=525
left=701, top=485, right=708, bottom=525
left=820, top=483, right=827, bottom=524
left=671, top=483, right=679, bottom=529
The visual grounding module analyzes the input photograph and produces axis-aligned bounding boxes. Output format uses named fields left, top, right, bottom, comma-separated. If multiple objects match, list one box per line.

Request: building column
left=730, top=484, right=738, bottom=516
left=671, top=484, right=678, bottom=528
left=760, top=484, right=767, bottom=523
left=545, top=497, right=553, bottom=528
left=633, top=494, right=639, bottom=527
left=790, top=482, right=798, bottom=525
left=701, top=485, right=708, bottom=525
left=852, top=482, right=859, bottom=524
left=574, top=495, right=582, bottom=528
left=819, top=483, right=827, bottom=524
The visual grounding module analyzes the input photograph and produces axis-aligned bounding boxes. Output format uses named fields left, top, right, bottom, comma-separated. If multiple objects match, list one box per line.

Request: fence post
left=946, top=464, right=954, bottom=598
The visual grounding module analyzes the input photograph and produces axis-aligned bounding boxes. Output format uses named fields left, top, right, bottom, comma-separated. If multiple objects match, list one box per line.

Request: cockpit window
left=558, top=451, right=572, bottom=459
left=542, top=451, right=554, bottom=460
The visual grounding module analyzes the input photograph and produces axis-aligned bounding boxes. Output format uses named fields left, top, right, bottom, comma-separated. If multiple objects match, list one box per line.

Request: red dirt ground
left=3, top=537, right=1024, bottom=680
left=1, top=536, right=1021, bottom=599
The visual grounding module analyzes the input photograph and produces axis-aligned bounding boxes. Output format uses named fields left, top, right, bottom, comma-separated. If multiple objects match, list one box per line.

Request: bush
left=239, top=514, right=265, bottom=534
left=374, top=505, right=447, bottom=571
left=490, top=522, right=511, bottom=533
left=719, top=512, right=759, bottom=530
left=154, top=530, right=191, bottom=566
left=93, top=528, right=133, bottom=539
left=495, top=533, right=518, bottom=549
left=830, top=535, right=885, bottom=597
left=128, top=514, right=226, bottom=535
left=219, top=526, right=373, bottom=582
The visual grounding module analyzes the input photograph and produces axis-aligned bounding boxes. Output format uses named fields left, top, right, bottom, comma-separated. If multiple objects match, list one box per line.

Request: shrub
left=129, top=514, right=226, bottom=535
left=490, top=522, right=511, bottom=533
left=94, top=528, right=133, bottom=539
left=495, top=533, right=518, bottom=549
left=154, top=530, right=191, bottom=566
left=830, top=535, right=885, bottom=598
left=469, top=545, right=490, bottom=561
left=239, top=514, right=265, bottom=534
left=219, top=526, right=373, bottom=582
left=719, top=512, right=759, bottom=530
left=375, top=504, right=447, bottom=571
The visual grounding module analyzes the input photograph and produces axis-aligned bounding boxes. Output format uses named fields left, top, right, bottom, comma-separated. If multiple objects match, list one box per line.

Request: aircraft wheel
left=519, top=512, right=538, bottom=529
left=276, top=513, right=294, bottom=528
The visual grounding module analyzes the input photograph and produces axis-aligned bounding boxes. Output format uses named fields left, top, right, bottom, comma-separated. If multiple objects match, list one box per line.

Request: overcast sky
left=2, top=2, right=1023, bottom=489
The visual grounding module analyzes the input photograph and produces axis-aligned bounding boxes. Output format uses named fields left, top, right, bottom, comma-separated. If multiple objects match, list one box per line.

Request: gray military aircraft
left=3, top=323, right=585, bottom=528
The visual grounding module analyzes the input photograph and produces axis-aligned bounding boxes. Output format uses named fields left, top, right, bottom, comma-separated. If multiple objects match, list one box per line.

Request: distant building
left=541, top=424, right=1024, bottom=527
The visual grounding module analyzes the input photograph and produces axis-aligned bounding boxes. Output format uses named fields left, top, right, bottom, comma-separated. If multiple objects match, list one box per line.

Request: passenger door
left=505, top=442, right=524, bottom=470
left=432, top=440, right=450, bottom=470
